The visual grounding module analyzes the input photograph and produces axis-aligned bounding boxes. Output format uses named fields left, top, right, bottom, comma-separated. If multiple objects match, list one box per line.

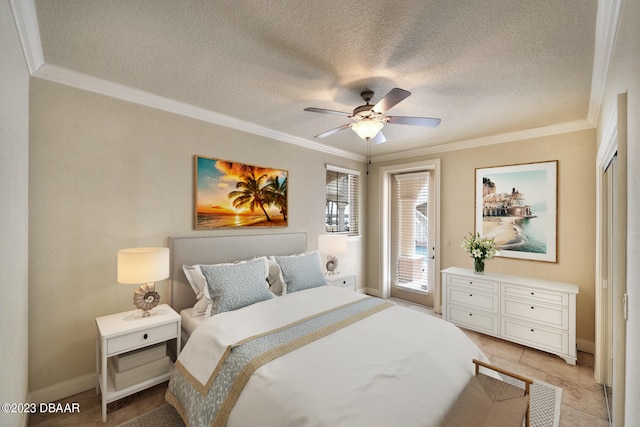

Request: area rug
left=118, top=381, right=562, bottom=427
left=500, top=375, right=563, bottom=427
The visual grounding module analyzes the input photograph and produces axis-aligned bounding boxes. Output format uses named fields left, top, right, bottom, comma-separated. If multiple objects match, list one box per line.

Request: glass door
left=390, top=171, right=435, bottom=306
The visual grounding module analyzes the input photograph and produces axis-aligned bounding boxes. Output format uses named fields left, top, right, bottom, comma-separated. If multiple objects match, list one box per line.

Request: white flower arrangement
left=461, top=232, right=497, bottom=261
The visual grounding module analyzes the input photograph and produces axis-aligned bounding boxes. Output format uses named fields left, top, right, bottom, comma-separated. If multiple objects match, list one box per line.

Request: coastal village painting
left=475, top=161, right=557, bottom=262
left=195, top=155, right=288, bottom=229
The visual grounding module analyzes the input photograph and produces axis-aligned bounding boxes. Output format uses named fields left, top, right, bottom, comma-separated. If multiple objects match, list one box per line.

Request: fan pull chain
left=366, top=140, right=371, bottom=175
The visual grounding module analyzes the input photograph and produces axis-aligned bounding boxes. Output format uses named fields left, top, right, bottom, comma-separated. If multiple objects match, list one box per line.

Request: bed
left=166, top=233, right=487, bottom=427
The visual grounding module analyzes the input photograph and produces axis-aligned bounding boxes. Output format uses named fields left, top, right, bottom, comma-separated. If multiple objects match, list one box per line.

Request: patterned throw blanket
left=166, top=297, right=393, bottom=427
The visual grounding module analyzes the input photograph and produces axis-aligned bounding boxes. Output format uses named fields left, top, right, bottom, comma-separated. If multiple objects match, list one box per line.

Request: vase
left=473, top=258, right=485, bottom=274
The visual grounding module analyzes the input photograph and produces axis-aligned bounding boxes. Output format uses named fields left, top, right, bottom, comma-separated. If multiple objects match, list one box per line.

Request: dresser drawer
left=107, top=322, right=178, bottom=355
left=447, top=306, right=498, bottom=335
left=501, top=283, right=569, bottom=306
left=501, top=319, right=568, bottom=354
left=501, top=298, right=569, bottom=330
left=448, top=286, right=498, bottom=313
left=447, top=274, right=498, bottom=293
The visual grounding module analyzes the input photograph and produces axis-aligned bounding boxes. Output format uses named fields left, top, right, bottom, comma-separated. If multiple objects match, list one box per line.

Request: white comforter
left=168, top=286, right=486, bottom=427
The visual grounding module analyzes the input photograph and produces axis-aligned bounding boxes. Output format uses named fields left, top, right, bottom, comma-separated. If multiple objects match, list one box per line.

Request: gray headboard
left=169, top=232, right=307, bottom=313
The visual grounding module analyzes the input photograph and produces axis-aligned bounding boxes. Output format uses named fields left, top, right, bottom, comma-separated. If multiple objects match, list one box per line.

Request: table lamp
left=317, top=234, right=348, bottom=275
left=117, top=247, right=169, bottom=317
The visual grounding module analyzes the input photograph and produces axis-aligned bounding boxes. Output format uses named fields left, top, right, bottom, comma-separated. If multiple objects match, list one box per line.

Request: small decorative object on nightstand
left=95, top=304, right=180, bottom=422
left=318, top=234, right=348, bottom=275
left=327, top=273, right=357, bottom=291
left=117, top=247, right=169, bottom=317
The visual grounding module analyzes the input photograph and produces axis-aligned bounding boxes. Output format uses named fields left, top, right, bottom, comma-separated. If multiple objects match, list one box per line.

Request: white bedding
left=180, top=307, right=204, bottom=338
left=167, top=286, right=487, bottom=427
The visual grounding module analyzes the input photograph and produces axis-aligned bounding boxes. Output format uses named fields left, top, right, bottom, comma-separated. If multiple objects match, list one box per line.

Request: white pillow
left=274, top=251, right=328, bottom=294
left=182, top=264, right=210, bottom=316
left=267, top=257, right=286, bottom=295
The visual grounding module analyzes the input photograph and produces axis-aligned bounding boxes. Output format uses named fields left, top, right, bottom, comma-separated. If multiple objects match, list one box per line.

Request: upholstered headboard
left=169, top=233, right=307, bottom=313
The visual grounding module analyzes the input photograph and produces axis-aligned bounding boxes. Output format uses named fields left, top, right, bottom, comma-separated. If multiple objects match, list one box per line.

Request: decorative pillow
left=183, top=264, right=207, bottom=295
left=267, top=257, right=286, bottom=296
left=200, top=257, right=272, bottom=316
left=182, top=264, right=210, bottom=316
left=274, top=251, right=328, bottom=294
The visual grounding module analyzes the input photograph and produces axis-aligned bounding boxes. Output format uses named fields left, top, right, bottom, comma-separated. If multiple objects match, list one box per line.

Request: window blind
left=325, top=166, right=359, bottom=235
left=394, top=172, right=430, bottom=291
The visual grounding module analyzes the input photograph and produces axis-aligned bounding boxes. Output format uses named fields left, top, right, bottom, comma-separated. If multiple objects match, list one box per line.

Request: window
left=325, top=165, right=359, bottom=235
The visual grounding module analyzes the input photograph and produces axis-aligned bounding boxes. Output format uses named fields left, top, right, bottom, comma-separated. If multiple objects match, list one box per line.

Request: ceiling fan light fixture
left=352, top=120, right=384, bottom=140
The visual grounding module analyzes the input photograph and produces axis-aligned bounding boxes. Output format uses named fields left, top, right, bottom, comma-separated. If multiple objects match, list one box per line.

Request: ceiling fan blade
left=372, top=88, right=411, bottom=114
left=371, top=131, right=386, bottom=144
left=387, top=116, right=441, bottom=127
left=304, top=107, right=352, bottom=117
left=314, top=123, right=353, bottom=138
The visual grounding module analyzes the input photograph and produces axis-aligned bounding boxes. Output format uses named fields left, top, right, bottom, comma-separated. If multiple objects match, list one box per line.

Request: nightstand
left=327, top=273, right=357, bottom=291
left=95, top=304, right=180, bottom=422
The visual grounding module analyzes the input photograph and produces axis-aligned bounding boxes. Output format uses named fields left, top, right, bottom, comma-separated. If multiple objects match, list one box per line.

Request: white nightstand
left=327, top=273, right=357, bottom=291
left=95, top=304, right=180, bottom=422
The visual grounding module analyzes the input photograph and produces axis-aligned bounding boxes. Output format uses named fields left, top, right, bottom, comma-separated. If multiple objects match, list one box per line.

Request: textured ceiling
left=34, top=0, right=598, bottom=157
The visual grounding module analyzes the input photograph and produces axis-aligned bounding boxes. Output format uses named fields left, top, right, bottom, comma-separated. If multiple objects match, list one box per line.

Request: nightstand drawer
left=327, top=275, right=356, bottom=290
left=107, top=323, right=177, bottom=355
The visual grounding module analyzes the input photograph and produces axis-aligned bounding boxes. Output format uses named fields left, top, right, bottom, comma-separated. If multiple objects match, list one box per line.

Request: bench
left=442, top=359, right=534, bottom=427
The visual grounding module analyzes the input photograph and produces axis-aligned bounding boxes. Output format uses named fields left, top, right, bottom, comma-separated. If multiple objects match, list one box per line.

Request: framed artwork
left=475, top=161, right=557, bottom=262
left=195, top=155, right=288, bottom=229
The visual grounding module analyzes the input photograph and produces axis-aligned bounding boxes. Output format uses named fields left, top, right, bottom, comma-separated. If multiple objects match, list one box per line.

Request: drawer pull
left=469, top=294, right=473, bottom=297
left=531, top=306, right=534, bottom=309
left=530, top=329, right=534, bottom=332
left=531, top=292, right=535, bottom=295
left=342, top=281, right=346, bottom=284
left=143, top=333, right=148, bottom=340
left=469, top=313, right=473, bottom=316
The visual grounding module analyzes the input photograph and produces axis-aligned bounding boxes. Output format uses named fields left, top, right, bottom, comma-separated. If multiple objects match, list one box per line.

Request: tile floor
left=394, top=299, right=611, bottom=427
left=29, top=299, right=611, bottom=426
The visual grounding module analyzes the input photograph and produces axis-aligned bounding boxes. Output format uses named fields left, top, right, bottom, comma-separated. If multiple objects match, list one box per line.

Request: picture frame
left=195, top=155, right=288, bottom=229
left=475, top=161, right=557, bottom=262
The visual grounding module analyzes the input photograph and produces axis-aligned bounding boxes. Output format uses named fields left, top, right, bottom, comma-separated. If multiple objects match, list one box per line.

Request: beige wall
left=0, top=0, right=30, bottom=425
left=28, top=78, right=366, bottom=393
left=366, top=129, right=597, bottom=346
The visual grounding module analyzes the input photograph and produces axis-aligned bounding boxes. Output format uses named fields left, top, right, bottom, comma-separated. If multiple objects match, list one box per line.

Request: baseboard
left=365, top=287, right=382, bottom=297
left=577, top=338, right=595, bottom=355
left=28, top=373, right=95, bottom=405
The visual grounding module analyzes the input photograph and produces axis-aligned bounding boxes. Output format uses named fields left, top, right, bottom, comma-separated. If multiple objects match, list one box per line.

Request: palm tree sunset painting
left=195, top=155, right=288, bottom=229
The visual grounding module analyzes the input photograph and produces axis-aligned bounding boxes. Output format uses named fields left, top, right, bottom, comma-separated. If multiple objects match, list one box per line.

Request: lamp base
left=132, top=282, right=160, bottom=314
left=133, top=308, right=158, bottom=319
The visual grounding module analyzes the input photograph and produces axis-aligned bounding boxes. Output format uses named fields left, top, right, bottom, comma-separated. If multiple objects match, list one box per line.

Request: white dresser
left=441, top=267, right=579, bottom=365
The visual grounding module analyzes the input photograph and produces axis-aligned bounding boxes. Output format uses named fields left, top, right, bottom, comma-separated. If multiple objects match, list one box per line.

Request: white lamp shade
left=352, top=120, right=384, bottom=140
left=117, top=247, right=169, bottom=284
left=318, top=234, right=348, bottom=255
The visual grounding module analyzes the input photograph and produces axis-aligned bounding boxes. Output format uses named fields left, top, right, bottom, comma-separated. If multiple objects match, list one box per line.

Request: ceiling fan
left=304, top=88, right=441, bottom=144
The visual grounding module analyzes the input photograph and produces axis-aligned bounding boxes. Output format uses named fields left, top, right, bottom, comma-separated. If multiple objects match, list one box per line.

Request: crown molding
left=587, top=0, right=623, bottom=125
left=371, top=119, right=595, bottom=163
left=9, top=0, right=43, bottom=74
left=33, top=63, right=366, bottom=162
